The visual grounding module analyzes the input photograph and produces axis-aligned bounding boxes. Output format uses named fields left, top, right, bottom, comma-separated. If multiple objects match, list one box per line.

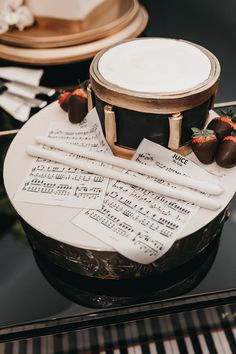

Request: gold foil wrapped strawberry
left=191, top=128, right=218, bottom=164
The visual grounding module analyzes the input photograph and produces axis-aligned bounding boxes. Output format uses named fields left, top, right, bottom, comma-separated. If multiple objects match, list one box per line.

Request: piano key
left=12, top=341, right=19, bottom=354
left=68, top=331, right=78, bottom=353
left=103, top=325, right=115, bottom=354
left=116, top=323, right=129, bottom=354
left=149, top=316, right=166, bottom=354
left=215, top=304, right=236, bottom=352
left=148, top=342, right=157, bottom=354
left=135, top=319, right=151, bottom=354
left=52, top=334, right=62, bottom=354
left=46, top=335, right=54, bottom=354
left=5, top=339, right=13, bottom=354
left=62, top=332, right=70, bottom=353
left=183, top=310, right=203, bottom=353
left=76, top=328, right=88, bottom=352
left=25, top=339, right=33, bottom=354
left=169, top=339, right=180, bottom=354
left=202, top=308, right=228, bottom=354
left=32, top=337, right=41, bottom=354
left=113, top=349, right=121, bottom=354
left=198, top=333, right=210, bottom=354
left=184, top=336, right=195, bottom=354
left=169, top=313, right=188, bottom=354
left=163, top=339, right=173, bottom=353
left=88, top=326, right=100, bottom=353
left=196, top=308, right=218, bottom=354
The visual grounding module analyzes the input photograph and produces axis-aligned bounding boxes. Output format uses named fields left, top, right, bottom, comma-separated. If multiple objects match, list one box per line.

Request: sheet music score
left=73, top=139, right=215, bottom=264
left=14, top=109, right=111, bottom=209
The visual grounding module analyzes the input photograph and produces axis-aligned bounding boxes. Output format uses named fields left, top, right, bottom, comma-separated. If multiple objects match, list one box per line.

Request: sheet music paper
left=14, top=109, right=111, bottom=209
left=73, top=139, right=215, bottom=264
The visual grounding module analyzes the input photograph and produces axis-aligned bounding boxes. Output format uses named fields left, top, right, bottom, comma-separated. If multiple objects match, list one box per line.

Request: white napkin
left=0, top=66, right=43, bottom=122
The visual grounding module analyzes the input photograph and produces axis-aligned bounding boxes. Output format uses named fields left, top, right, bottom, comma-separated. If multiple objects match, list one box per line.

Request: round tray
left=0, top=5, right=148, bottom=65
left=4, top=102, right=236, bottom=279
left=0, top=0, right=139, bottom=49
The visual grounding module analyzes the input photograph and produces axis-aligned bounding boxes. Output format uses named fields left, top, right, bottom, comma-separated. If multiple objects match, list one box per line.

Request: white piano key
left=198, top=333, right=210, bottom=354
left=148, top=341, right=158, bottom=354
left=26, top=338, right=33, bottom=354
left=62, top=332, right=70, bottom=353
left=169, top=338, right=180, bottom=354
left=163, top=339, right=173, bottom=354
left=128, top=345, right=136, bottom=354
left=133, top=344, right=143, bottom=354
left=211, top=330, right=226, bottom=354
left=113, top=349, right=121, bottom=354
left=40, top=335, right=48, bottom=354
left=0, top=344, right=4, bottom=354
left=12, top=340, right=20, bottom=354
left=100, top=351, right=106, bottom=354
left=46, top=335, right=54, bottom=354
left=218, top=329, right=233, bottom=354
left=184, top=336, right=195, bottom=354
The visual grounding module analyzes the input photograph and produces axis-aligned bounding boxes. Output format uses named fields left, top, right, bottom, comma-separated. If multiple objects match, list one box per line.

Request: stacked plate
left=0, top=0, right=148, bottom=65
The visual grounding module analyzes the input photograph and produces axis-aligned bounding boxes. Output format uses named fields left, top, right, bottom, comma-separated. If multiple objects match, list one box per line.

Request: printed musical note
left=14, top=110, right=111, bottom=209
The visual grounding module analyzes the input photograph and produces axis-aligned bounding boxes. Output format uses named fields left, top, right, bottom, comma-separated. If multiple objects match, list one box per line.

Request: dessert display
left=3, top=38, right=236, bottom=281
left=90, top=38, right=220, bottom=158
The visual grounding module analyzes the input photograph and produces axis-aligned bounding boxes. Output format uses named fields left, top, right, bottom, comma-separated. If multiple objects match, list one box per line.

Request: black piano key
left=4, top=342, right=12, bottom=354
left=169, top=313, right=189, bottom=354
left=134, top=319, right=150, bottom=354
left=115, top=323, right=129, bottom=354
left=19, top=340, right=27, bottom=354
left=183, top=310, right=203, bottom=353
left=32, top=337, right=41, bottom=354
left=89, top=326, right=100, bottom=353
left=68, top=331, right=78, bottom=354
left=149, top=316, right=167, bottom=354
left=196, top=308, right=218, bottom=354
left=103, top=325, right=115, bottom=354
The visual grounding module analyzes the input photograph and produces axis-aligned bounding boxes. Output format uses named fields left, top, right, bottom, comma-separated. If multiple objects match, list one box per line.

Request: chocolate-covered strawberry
left=191, top=128, right=218, bottom=164
left=58, top=91, right=72, bottom=112
left=216, top=132, right=236, bottom=168
left=68, top=88, right=88, bottom=124
left=207, top=109, right=236, bottom=140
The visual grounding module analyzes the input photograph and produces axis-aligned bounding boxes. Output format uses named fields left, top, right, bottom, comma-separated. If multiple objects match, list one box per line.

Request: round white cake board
left=3, top=102, right=236, bottom=251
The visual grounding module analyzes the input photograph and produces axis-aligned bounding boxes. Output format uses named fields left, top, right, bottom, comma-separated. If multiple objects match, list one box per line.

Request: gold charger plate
left=0, top=0, right=139, bottom=49
left=0, top=5, right=148, bottom=65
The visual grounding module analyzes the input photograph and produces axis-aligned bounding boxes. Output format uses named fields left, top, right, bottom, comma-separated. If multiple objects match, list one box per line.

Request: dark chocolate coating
left=95, top=97, right=212, bottom=149
left=207, top=119, right=233, bottom=140
left=68, top=95, right=88, bottom=124
left=191, top=140, right=218, bottom=164
left=216, top=140, right=236, bottom=168
left=60, top=93, right=72, bottom=112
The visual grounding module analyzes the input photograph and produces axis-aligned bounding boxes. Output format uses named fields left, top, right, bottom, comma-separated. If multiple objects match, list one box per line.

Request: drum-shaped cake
left=90, top=38, right=220, bottom=157
left=4, top=38, right=236, bottom=283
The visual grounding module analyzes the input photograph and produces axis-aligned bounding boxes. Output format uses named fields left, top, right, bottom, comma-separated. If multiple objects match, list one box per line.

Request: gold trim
left=90, top=38, right=220, bottom=113
left=87, top=83, right=93, bottom=112
left=168, top=112, right=183, bottom=150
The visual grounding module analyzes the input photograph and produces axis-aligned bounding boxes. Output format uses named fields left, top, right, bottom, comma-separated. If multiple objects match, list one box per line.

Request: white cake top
left=98, top=38, right=212, bottom=93
left=25, top=0, right=104, bottom=20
